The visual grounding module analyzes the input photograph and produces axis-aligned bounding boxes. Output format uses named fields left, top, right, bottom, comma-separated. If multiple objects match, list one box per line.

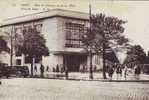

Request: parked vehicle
left=14, top=66, right=29, bottom=77
left=0, top=64, right=29, bottom=78
left=0, top=63, right=10, bottom=78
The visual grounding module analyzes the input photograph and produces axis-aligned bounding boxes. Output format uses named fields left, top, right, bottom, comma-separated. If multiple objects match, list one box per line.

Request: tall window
left=65, top=22, right=85, bottom=48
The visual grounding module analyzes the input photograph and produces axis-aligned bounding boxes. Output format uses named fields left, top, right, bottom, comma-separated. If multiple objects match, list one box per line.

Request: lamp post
left=89, top=4, right=93, bottom=79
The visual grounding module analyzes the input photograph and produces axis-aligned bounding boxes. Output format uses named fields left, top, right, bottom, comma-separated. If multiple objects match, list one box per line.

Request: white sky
left=0, top=0, right=149, bottom=54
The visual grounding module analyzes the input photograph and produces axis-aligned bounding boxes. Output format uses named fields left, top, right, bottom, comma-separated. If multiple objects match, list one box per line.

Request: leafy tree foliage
left=124, top=45, right=146, bottom=65
left=17, top=27, right=49, bottom=76
left=82, top=13, right=129, bottom=79
left=21, top=28, right=49, bottom=57
left=0, top=36, right=9, bottom=53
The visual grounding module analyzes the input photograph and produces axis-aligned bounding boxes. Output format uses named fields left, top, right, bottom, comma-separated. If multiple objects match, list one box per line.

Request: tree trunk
left=89, top=51, right=93, bottom=79
left=102, top=42, right=107, bottom=79
left=31, top=57, right=35, bottom=77
left=10, top=26, right=13, bottom=66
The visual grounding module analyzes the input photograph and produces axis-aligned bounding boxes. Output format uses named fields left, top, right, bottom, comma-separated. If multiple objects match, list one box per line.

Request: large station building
left=0, top=9, right=102, bottom=75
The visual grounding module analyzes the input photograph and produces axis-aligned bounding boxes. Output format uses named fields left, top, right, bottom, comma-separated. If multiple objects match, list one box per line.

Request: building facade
left=0, top=9, right=102, bottom=75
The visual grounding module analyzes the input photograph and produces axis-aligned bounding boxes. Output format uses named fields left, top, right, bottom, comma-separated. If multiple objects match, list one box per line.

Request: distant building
left=0, top=9, right=103, bottom=75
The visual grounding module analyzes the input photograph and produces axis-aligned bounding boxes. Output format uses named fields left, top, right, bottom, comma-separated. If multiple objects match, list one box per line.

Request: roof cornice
left=0, top=9, right=89, bottom=27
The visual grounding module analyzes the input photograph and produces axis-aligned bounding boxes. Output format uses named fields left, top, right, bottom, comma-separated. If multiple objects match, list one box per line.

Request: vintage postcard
left=0, top=0, right=149, bottom=100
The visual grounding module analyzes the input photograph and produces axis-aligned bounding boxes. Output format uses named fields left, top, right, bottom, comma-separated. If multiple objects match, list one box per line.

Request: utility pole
left=89, top=4, right=93, bottom=79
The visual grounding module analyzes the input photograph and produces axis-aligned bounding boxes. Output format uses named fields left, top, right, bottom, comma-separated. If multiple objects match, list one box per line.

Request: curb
left=1, top=77, right=149, bottom=82
left=27, top=77, right=149, bottom=82
left=102, top=80, right=149, bottom=82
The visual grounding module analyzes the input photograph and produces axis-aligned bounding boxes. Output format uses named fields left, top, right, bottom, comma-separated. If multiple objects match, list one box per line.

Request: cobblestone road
left=0, top=78, right=149, bottom=100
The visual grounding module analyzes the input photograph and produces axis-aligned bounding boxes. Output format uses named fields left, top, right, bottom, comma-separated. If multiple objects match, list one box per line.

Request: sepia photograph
left=0, top=0, right=149, bottom=100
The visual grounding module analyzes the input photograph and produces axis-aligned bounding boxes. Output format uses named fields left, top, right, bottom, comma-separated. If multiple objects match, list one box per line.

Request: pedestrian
left=116, top=65, right=122, bottom=80
left=124, top=65, right=128, bottom=80
left=60, top=65, right=64, bottom=74
left=40, top=64, right=44, bottom=78
left=94, top=65, right=97, bottom=72
left=108, top=66, right=114, bottom=80
left=52, top=67, right=55, bottom=72
left=34, top=65, right=37, bottom=77
left=56, top=64, right=59, bottom=77
left=134, top=65, right=141, bottom=80
left=46, top=66, right=49, bottom=77
left=79, top=64, right=83, bottom=73
left=46, top=66, right=49, bottom=72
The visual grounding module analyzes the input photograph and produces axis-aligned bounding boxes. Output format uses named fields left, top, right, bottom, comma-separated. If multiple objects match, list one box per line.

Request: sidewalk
left=67, top=72, right=149, bottom=82
left=35, top=72, right=149, bottom=82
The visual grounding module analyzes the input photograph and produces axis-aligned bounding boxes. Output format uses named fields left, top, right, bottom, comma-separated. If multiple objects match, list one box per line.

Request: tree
left=0, top=36, right=10, bottom=64
left=124, top=45, right=146, bottom=65
left=20, top=27, right=49, bottom=76
left=82, top=13, right=129, bottom=79
left=0, top=30, right=15, bottom=66
left=0, top=36, right=9, bottom=53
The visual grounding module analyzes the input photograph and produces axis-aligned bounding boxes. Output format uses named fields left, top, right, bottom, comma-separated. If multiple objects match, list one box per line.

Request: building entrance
left=64, top=54, right=87, bottom=72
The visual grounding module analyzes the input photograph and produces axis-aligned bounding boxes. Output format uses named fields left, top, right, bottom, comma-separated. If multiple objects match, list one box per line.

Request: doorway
left=64, top=54, right=87, bottom=72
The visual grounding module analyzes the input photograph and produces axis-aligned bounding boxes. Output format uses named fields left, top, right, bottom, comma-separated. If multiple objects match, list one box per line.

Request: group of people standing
left=34, top=64, right=49, bottom=77
left=107, top=64, right=141, bottom=80
left=107, top=64, right=122, bottom=80
left=33, top=63, right=141, bottom=80
left=34, top=64, right=64, bottom=78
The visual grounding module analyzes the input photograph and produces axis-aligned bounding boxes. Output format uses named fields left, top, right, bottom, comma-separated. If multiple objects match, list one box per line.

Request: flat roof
left=1, top=9, right=89, bottom=26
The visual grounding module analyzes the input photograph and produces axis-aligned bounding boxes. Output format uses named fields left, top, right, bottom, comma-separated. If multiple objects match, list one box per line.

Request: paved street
left=0, top=78, right=149, bottom=100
